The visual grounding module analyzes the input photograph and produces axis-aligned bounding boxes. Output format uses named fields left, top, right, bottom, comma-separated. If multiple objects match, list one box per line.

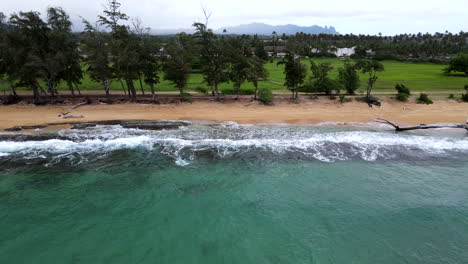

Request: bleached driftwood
left=374, top=118, right=468, bottom=132
left=59, top=101, right=89, bottom=118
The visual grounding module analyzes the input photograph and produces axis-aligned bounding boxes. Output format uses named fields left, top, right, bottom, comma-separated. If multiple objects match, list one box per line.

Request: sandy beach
left=1, top=98, right=468, bottom=130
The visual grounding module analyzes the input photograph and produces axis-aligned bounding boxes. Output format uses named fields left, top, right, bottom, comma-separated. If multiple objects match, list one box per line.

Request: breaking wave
left=1, top=122, right=467, bottom=166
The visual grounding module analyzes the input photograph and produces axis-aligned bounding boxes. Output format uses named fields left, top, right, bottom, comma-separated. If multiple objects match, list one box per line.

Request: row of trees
left=0, top=1, right=270, bottom=103
left=277, top=54, right=384, bottom=100
left=1, top=2, right=466, bottom=104
left=285, top=32, right=468, bottom=59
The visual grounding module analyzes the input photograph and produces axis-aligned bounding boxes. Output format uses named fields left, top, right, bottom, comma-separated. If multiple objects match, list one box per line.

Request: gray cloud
left=1, top=0, right=466, bottom=35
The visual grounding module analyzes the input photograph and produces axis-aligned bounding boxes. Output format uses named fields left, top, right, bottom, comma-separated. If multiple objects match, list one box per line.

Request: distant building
left=264, top=46, right=287, bottom=58
left=334, top=47, right=356, bottom=57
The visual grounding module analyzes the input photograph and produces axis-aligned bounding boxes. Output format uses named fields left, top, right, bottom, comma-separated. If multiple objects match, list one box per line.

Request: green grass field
left=5, top=59, right=468, bottom=94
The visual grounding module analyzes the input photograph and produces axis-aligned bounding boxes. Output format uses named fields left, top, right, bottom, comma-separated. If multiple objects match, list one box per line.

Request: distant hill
left=216, top=23, right=339, bottom=35
left=148, top=23, right=338, bottom=36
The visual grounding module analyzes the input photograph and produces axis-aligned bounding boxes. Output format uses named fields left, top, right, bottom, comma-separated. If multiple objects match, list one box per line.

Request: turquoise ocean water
left=1, top=122, right=468, bottom=263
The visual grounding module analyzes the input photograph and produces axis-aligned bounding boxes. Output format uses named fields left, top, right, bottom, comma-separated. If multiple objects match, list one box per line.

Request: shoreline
left=1, top=98, right=468, bottom=131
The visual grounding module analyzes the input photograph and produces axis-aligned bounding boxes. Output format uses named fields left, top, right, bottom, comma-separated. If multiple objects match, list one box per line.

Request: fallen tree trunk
left=59, top=100, right=90, bottom=118
left=374, top=118, right=468, bottom=132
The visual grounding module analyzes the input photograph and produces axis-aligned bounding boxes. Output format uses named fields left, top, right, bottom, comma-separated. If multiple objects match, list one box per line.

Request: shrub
left=417, top=93, right=433, bottom=105
left=461, top=94, right=468, bottom=102
left=395, top=83, right=410, bottom=95
left=181, top=93, right=192, bottom=102
left=448, top=94, right=455, bottom=99
left=194, top=86, right=209, bottom=95
left=395, top=83, right=411, bottom=101
left=221, top=88, right=255, bottom=95
left=395, top=93, right=410, bottom=101
left=339, top=95, right=353, bottom=103
left=257, top=88, right=274, bottom=105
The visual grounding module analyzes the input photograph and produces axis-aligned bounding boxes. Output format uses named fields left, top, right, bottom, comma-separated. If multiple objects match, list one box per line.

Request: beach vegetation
left=277, top=53, right=306, bottom=99
left=395, top=83, right=411, bottom=101
left=417, top=93, right=433, bottom=104
left=163, top=33, right=193, bottom=97
left=338, top=62, right=360, bottom=95
left=257, top=87, right=274, bottom=105
left=444, top=54, right=468, bottom=76
left=462, top=85, right=468, bottom=102
left=355, top=59, right=385, bottom=100
left=193, top=15, right=230, bottom=101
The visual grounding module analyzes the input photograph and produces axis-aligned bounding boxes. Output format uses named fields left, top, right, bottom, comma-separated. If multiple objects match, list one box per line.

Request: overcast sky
left=1, top=0, right=467, bottom=35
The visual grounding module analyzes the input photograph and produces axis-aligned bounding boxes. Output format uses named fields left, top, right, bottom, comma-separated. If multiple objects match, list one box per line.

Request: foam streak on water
left=0, top=122, right=467, bottom=166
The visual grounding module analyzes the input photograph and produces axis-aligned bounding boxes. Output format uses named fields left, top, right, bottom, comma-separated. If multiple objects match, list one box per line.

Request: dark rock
left=0, top=133, right=69, bottom=142
left=21, top=125, right=47, bottom=130
left=4, top=127, right=23, bottom=132
left=71, top=123, right=97, bottom=130
left=121, top=121, right=191, bottom=130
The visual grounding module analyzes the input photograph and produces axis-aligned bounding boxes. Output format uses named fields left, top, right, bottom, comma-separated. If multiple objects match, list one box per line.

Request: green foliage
left=355, top=59, right=385, bottom=98
left=395, top=83, right=411, bottom=95
left=395, top=93, right=410, bottom=101
left=395, top=83, right=411, bottom=101
left=417, top=93, right=433, bottom=104
left=163, top=33, right=192, bottom=96
left=180, top=92, right=192, bottom=102
left=307, top=61, right=335, bottom=95
left=277, top=54, right=306, bottom=99
left=448, top=94, right=455, bottom=99
left=462, top=84, right=468, bottom=102
left=337, top=62, right=360, bottom=95
left=193, top=22, right=230, bottom=101
left=221, top=88, right=255, bottom=95
left=194, top=86, right=209, bottom=95
left=461, top=94, right=468, bottom=102
left=444, top=54, right=468, bottom=76
left=339, top=95, right=353, bottom=103
left=257, top=88, right=274, bottom=105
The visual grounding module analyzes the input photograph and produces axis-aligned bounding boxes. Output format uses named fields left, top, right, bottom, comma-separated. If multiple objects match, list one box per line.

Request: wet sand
left=1, top=98, right=468, bottom=130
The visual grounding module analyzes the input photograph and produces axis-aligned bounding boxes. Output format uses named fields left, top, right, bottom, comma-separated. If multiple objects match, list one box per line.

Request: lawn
left=5, top=59, right=468, bottom=94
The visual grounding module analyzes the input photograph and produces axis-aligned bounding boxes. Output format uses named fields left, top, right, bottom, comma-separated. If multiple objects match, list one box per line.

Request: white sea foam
left=1, top=127, right=467, bottom=165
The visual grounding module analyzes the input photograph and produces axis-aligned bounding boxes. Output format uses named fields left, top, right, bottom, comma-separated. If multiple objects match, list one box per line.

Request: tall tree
left=277, top=53, right=306, bottom=99
left=227, top=36, right=251, bottom=100
left=337, top=61, right=360, bottom=95
left=193, top=14, right=230, bottom=101
left=98, top=0, right=140, bottom=101
left=7, top=11, right=49, bottom=103
left=309, top=61, right=335, bottom=95
left=444, top=54, right=468, bottom=76
left=46, top=7, right=82, bottom=97
left=247, top=56, right=268, bottom=100
left=81, top=21, right=113, bottom=99
left=355, top=59, right=384, bottom=99
left=163, top=33, right=192, bottom=97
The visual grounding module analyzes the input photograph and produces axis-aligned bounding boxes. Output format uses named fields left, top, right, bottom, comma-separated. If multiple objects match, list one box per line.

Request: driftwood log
left=58, top=100, right=90, bottom=118
left=375, top=118, right=468, bottom=132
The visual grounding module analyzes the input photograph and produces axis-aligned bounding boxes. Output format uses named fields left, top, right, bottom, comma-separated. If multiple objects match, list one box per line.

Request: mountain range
left=150, top=23, right=338, bottom=35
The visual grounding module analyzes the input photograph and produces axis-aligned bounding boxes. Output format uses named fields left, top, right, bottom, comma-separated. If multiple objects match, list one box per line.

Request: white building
left=334, top=47, right=356, bottom=57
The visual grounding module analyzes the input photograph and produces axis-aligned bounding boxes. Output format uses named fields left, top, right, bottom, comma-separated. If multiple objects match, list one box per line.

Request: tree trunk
left=74, top=83, right=82, bottom=97
left=254, top=82, right=258, bottom=100
left=214, top=82, right=220, bottom=101
left=31, top=82, right=42, bottom=103
left=291, top=88, right=295, bottom=99
left=150, top=83, right=156, bottom=103
left=139, top=77, right=145, bottom=96
left=67, top=81, right=75, bottom=97
left=235, top=84, right=240, bottom=100
left=119, top=79, right=127, bottom=96
left=103, top=79, right=110, bottom=99
left=179, top=85, right=184, bottom=97
left=9, top=81, right=17, bottom=97
left=126, top=79, right=137, bottom=101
